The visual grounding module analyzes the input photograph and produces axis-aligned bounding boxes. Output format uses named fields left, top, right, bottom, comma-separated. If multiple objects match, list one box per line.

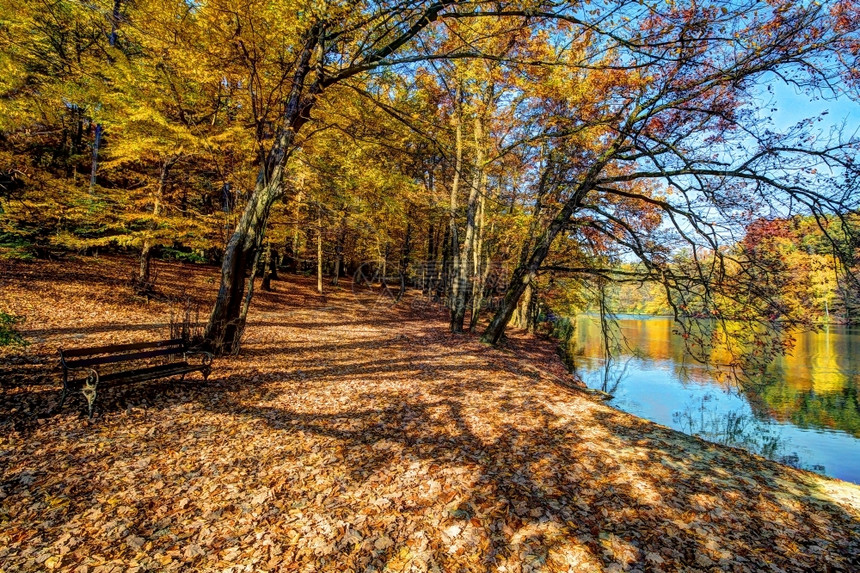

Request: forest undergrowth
left=1, top=256, right=858, bottom=572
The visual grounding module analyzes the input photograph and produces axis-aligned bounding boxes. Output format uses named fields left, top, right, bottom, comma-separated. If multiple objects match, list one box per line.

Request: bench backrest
left=59, top=339, right=188, bottom=370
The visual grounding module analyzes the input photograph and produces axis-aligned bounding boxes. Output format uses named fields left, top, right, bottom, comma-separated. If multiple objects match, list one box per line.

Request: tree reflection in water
left=572, top=316, right=859, bottom=480
left=670, top=393, right=825, bottom=473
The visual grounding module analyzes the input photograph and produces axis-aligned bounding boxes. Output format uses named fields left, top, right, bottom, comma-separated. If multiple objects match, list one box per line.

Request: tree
left=481, top=1, right=860, bottom=355
left=0, top=0, right=259, bottom=271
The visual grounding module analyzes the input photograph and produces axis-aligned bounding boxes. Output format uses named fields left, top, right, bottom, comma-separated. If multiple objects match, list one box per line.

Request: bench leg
left=81, top=370, right=99, bottom=419
left=53, top=372, right=69, bottom=414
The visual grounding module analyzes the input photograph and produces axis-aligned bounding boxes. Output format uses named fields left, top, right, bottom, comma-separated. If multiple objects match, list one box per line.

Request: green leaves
left=0, top=311, right=27, bottom=347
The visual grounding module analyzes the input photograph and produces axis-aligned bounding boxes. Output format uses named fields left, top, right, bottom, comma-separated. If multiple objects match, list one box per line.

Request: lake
left=571, top=315, right=860, bottom=484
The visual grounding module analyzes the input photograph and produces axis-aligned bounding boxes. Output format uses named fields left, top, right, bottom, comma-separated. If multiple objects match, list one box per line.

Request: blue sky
left=767, top=78, right=859, bottom=135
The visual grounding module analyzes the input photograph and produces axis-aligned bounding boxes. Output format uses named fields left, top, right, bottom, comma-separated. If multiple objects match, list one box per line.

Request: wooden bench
left=58, top=339, right=213, bottom=418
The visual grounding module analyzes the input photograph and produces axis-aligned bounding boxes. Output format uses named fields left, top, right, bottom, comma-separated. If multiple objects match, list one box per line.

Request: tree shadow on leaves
left=191, top=366, right=860, bottom=572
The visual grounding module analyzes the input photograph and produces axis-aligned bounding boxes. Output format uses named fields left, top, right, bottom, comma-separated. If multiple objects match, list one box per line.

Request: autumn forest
left=2, top=1, right=860, bottom=571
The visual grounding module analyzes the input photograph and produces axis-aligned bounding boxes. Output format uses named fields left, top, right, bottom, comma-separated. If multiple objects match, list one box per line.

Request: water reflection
left=671, top=394, right=783, bottom=462
left=573, top=316, right=860, bottom=484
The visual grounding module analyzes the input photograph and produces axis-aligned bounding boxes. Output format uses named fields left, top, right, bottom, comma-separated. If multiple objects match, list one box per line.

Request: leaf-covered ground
left=2, top=256, right=859, bottom=572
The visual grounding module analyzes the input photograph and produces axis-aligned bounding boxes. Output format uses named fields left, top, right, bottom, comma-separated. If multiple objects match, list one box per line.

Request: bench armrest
left=184, top=350, right=213, bottom=367
left=60, top=365, right=100, bottom=390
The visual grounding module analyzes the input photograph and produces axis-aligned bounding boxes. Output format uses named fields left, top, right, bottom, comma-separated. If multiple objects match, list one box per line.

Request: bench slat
left=66, top=362, right=199, bottom=387
left=99, top=362, right=197, bottom=383
left=61, top=338, right=186, bottom=358
left=64, top=346, right=184, bottom=369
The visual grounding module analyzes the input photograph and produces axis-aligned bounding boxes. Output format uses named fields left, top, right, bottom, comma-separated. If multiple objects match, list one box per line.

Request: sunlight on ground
left=1, top=258, right=859, bottom=571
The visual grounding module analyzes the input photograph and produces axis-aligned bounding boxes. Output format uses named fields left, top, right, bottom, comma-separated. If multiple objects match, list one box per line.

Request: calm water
left=572, top=316, right=860, bottom=484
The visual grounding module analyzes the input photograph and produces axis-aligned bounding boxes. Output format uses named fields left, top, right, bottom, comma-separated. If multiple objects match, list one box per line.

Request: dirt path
left=1, top=257, right=859, bottom=572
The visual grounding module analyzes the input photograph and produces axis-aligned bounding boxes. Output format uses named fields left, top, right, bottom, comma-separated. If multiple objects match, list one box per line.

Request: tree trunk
left=514, top=283, right=531, bottom=329
left=109, top=0, right=121, bottom=46
left=480, top=187, right=585, bottom=344
left=332, top=211, right=346, bottom=286
left=269, top=248, right=279, bottom=280
left=424, top=168, right=438, bottom=295
left=401, top=212, right=413, bottom=281
left=68, top=106, right=83, bottom=177
left=290, top=185, right=304, bottom=273
left=469, top=181, right=488, bottom=330
left=284, top=243, right=297, bottom=274
left=381, top=243, right=389, bottom=281
left=332, top=249, right=341, bottom=286
left=317, top=206, right=324, bottom=295
left=480, top=132, right=625, bottom=345
left=440, top=223, right=451, bottom=302
left=448, top=83, right=465, bottom=332
left=138, top=242, right=154, bottom=291
left=137, top=155, right=177, bottom=292
left=261, top=240, right=274, bottom=291
left=425, top=221, right=435, bottom=293
left=468, top=114, right=490, bottom=331
left=204, top=177, right=281, bottom=352
left=89, top=123, right=102, bottom=193
left=89, top=0, right=122, bottom=194
left=452, top=115, right=484, bottom=332
left=204, top=29, right=319, bottom=353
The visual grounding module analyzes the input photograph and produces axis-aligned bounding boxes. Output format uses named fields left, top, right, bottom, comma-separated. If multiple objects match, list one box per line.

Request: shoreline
left=575, top=311, right=859, bottom=327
